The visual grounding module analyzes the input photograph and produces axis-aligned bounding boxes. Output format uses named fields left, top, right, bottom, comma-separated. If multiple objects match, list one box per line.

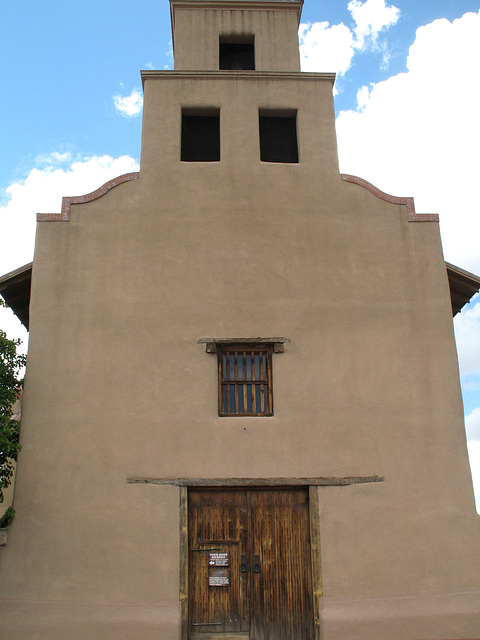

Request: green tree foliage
left=0, top=505, right=15, bottom=528
left=0, top=299, right=26, bottom=504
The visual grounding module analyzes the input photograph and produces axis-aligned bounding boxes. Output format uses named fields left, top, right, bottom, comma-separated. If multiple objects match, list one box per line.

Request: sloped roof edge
left=446, top=262, right=480, bottom=316
left=0, top=262, right=32, bottom=330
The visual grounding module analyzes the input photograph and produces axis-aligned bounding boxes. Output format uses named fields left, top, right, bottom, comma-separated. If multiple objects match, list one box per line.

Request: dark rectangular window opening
left=181, top=109, right=220, bottom=162
left=259, top=111, right=299, bottom=163
left=219, top=36, right=255, bottom=70
left=218, top=346, right=273, bottom=416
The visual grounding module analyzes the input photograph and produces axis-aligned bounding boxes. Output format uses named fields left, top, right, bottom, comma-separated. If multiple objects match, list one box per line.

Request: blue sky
left=1, top=0, right=480, bottom=509
left=1, top=0, right=479, bottom=193
left=0, top=0, right=169, bottom=192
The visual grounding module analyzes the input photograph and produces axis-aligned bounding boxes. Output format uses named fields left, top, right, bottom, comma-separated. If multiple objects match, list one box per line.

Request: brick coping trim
left=341, top=174, right=439, bottom=222
left=37, top=172, right=140, bottom=222
left=35, top=171, right=438, bottom=224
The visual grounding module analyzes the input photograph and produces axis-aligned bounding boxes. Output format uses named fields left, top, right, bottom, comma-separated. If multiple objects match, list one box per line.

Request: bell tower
left=140, top=0, right=338, bottom=178
left=170, top=0, right=302, bottom=72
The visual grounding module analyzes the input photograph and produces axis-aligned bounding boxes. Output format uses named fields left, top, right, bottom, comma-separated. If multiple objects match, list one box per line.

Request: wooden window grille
left=218, top=346, right=273, bottom=416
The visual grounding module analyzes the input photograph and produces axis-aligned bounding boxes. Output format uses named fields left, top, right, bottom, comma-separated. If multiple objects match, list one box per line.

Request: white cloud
left=299, top=21, right=355, bottom=75
left=299, top=0, right=400, bottom=75
left=113, top=88, right=144, bottom=117
left=356, top=84, right=372, bottom=110
left=466, top=407, right=480, bottom=443
left=454, top=297, right=480, bottom=382
left=467, top=440, right=480, bottom=513
left=348, top=0, right=400, bottom=50
left=335, top=10, right=480, bottom=274
left=34, top=151, right=72, bottom=166
left=0, top=303, right=27, bottom=352
left=454, top=298, right=480, bottom=506
left=164, top=40, right=174, bottom=70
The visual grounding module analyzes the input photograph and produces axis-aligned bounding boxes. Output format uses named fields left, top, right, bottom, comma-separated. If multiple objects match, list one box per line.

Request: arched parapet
left=341, top=174, right=439, bottom=222
left=37, top=172, right=140, bottom=222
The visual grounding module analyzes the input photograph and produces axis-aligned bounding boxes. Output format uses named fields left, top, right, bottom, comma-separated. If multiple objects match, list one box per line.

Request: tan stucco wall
left=1, top=3, right=479, bottom=638
left=172, top=2, right=302, bottom=72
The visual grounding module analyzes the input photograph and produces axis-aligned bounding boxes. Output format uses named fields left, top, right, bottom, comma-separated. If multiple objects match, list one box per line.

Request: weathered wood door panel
left=188, top=488, right=313, bottom=639
left=189, top=489, right=249, bottom=633
left=249, top=490, right=314, bottom=640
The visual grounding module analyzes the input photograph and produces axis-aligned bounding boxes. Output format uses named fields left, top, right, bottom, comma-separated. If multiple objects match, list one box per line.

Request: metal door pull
left=253, top=554, right=261, bottom=573
left=240, top=553, right=248, bottom=572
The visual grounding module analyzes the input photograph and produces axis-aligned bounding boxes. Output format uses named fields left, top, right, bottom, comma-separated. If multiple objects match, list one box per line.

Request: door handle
left=253, top=554, right=261, bottom=573
left=239, top=553, right=248, bottom=573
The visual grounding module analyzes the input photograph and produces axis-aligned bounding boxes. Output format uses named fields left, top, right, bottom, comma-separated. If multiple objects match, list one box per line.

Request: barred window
left=218, top=346, right=273, bottom=416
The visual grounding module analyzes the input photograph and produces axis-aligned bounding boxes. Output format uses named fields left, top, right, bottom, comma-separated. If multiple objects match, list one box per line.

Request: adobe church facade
left=1, top=1, right=479, bottom=638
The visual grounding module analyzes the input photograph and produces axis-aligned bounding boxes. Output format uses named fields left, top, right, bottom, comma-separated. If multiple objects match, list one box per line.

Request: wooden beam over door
left=127, top=475, right=384, bottom=487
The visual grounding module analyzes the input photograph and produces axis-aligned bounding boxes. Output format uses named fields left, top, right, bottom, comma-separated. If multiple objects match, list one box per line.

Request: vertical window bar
left=267, top=351, right=273, bottom=414
left=247, top=383, right=252, bottom=413
left=225, top=351, right=231, bottom=412
left=251, top=351, right=256, bottom=413
left=243, top=352, right=248, bottom=409
left=234, top=351, right=239, bottom=413
left=219, top=354, right=223, bottom=413
left=259, top=354, right=265, bottom=414
left=255, top=383, right=260, bottom=413
left=238, top=383, right=244, bottom=413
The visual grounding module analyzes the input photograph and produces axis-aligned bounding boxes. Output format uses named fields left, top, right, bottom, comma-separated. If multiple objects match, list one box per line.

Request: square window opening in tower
left=181, top=109, right=220, bottom=162
left=219, top=35, right=255, bottom=70
left=259, top=110, right=299, bottom=163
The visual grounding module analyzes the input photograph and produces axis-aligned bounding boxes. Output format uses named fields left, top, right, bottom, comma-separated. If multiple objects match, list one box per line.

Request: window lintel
left=197, top=337, right=289, bottom=354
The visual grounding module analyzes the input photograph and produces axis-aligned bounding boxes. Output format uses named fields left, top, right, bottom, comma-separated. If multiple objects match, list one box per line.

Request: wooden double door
left=188, top=488, right=314, bottom=639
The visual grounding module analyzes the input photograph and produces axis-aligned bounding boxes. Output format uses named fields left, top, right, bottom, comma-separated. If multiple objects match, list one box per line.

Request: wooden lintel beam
left=127, top=475, right=384, bottom=487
